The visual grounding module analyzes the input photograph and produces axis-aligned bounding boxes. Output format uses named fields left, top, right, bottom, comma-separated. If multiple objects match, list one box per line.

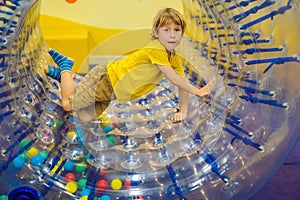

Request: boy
left=46, top=8, right=212, bottom=123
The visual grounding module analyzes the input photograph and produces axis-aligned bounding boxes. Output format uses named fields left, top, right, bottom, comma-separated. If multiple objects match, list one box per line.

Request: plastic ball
left=13, top=155, right=25, bottom=168
left=99, top=169, right=107, bottom=176
left=124, top=179, right=131, bottom=189
left=80, top=188, right=90, bottom=196
left=30, top=155, right=43, bottom=166
left=77, top=178, right=87, bottom=189
left=19, top=139, right=31, bottom=149
left=96, top=179, right=108, bottom=190
left=80, top=196, right=88, bottom=200
left=65, top=0, right=77, bottom=4
left=98, top=114, right=110, bottom=126
left=66, top=182, right=77, bottom=194
left=106, top=135, right=115, bottom=144
left=0, top=195, right=8, bottom=200
left=39, top=151, right=48, bottom=160
left=67, top=131, right=76, bottom=138
left=64, top=160, right=75, bottom=171
left=103, top=125, right=113, bottom=133
left=26, top=147, right=39, bottom=158
left=53, top=119, right=63, bottom=128
left=75, top=162, right=87, bottom=173
left=100, top=195, right=111, bottom=200
left=111, top=179, right=122, bottom=190
left=134, top=196, right=144, bottom=200
left=64, top=172, right=76, bottom=181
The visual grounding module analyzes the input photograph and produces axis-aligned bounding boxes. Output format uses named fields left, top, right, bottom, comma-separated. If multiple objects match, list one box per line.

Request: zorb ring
left=0, top=0, right=300, bottom=200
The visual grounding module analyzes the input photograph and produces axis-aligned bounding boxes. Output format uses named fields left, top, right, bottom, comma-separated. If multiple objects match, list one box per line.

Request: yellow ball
left=111, top=179, right=122, bottom=190
left=66, top=181, right=77, bottom=194
left=80, top=196, right=88, bottom=200
left=67, top=131, right=76, bottom=138
left=98, top=114, right=110, bottom=127
left=27, top=147, right=39, bottom=158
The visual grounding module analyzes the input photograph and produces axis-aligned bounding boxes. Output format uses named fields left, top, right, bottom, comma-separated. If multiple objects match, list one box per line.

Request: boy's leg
left=46, top=49, right=75, bottom=112
left=46, top=49, right=73, bottom=82
left=61, top=71, right=75, bottom=112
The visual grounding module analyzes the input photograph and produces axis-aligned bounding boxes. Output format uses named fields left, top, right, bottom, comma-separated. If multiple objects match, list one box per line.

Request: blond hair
left=151, top=7, right=186, bottom=40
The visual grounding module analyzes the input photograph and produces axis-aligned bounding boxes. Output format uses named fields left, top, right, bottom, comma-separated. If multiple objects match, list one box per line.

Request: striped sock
left=47, top=65, right=61, bottom=81
left=60, top=59, right=74, bottom=74
left=49, top=49, right=67, bottom=66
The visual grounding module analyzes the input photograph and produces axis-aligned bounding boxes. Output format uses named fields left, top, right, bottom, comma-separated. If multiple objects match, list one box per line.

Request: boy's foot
left=46, top=49, right=74, bottom=81
left=60, top=58, right=74, bottom=74
left=49, top=48, right=67, bottom=67
left=47, top=65, right=61, bottom=81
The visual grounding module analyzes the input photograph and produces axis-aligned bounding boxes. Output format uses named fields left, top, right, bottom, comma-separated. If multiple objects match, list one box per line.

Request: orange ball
left=65, top=0, right=77, bottom=4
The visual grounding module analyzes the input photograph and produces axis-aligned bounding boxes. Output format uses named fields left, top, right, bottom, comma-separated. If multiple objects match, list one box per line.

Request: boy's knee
left=62, top=99, right=72, bottom=112
left=76, top=109, right=93, bottom=123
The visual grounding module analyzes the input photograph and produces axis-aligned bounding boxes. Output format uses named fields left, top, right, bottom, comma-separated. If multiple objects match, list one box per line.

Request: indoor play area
left=0, top=0, right=299, bottom=199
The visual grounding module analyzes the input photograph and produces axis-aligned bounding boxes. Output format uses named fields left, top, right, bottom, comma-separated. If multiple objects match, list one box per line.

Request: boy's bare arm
left=157, top=65, right=211, bottom=97
left=171, top=89, right=189, bottom=122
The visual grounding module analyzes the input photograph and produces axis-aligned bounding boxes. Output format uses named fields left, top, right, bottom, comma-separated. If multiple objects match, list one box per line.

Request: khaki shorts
left=70, top=64, right=115, bottom=119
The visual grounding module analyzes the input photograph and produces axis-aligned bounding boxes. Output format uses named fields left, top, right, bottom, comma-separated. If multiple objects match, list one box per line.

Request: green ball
left=39, top=151, right=48, bottom=160
left=106, top=135, right=115, bottom=144
left=77, top=178, right=87, bottom=189
left=75, top=162, right=86, bottom=173
left=0, top=195, right=8, bottom=200
left=19, top=139, right=31, bottom=149
left=53, top=119, right=63, bottom=128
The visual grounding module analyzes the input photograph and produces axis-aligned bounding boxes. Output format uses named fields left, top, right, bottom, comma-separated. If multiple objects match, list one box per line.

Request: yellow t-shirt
left=107, top=40, right=184, bottom=103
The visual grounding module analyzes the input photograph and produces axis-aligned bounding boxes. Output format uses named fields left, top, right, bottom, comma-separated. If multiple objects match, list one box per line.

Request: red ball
left=96, top=179, right=108, bottom=190
left=124, top=179, right=131, bottom=189
left=134, top=196, right=144, bottom=200
left=64, top=172, right=76, bottom=181
left=100, top=169, right=107, bottom=176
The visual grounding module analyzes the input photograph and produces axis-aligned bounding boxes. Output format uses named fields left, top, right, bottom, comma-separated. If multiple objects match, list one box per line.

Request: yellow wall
left=41, top=0, right=183, bottom=29
left=40, top=0, right=183, bottom=73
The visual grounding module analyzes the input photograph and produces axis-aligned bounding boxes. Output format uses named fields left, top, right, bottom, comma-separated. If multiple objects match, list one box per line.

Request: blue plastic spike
left=245, top=56, right=300, bottom=73
left=239, top=95, right=287, bottom=108
left=233, top=47, right=283, bottom=55
left=41, top=158, right=67, bottom=196
left=223, top=127, right=263, bottom=151
left=203, top=154, right=229, bottom=183
left=240, top=2, right=292, bottom=30
left=0, top=110, right=14, bottom=122
left=88, top=168, right=101, bottom=200
left=233, top=0, right=275, bottom=22
left=166, top=164, right=187, bottom=200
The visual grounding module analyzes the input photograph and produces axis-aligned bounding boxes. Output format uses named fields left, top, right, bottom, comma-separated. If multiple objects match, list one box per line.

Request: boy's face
left=155, top=21, right=183, bottom=52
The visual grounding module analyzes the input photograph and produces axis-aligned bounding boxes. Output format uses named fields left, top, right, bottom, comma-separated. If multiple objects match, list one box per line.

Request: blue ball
left=100, top=195, right=111, bottom=200
left=103, top=125, right=113, bottom=133
left=80, top=188, right=90, bottom=196
left=30, top=155, right=43, bottom=166
left=64, top=160, right=74, bottom=171
left=13, top=155, right=25, bottom=168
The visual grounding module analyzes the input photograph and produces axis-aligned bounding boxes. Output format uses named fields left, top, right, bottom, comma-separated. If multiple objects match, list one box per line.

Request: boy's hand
left=196, top=77, right=216, bottom=97
left=171, top=111, right=187, bottom=123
